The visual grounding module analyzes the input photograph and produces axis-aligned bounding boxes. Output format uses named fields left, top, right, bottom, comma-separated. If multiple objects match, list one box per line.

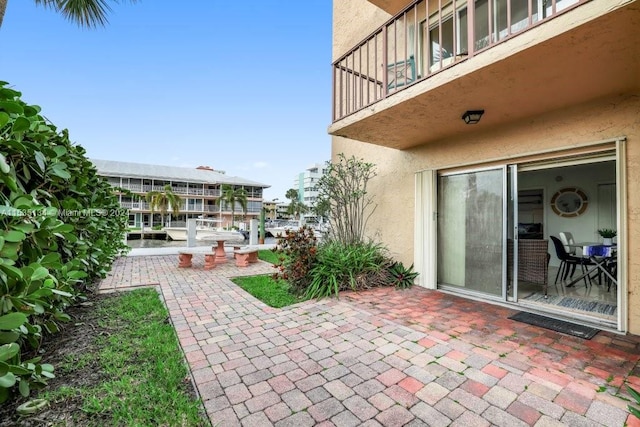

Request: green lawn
left=258, top=249, right=280, bottom=264
left=43, top=289, right=207, bottom=426
left=232, top=250, right=303, bottom=308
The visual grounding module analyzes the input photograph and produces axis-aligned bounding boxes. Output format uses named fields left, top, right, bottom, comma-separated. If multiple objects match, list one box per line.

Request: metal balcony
left=332, top=0, right=589, bottom=123
left=328, top=0, right=640, bottom=150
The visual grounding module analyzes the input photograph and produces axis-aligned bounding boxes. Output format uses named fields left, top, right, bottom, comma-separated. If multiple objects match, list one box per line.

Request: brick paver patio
left=98, top=253, right=640, bottom=426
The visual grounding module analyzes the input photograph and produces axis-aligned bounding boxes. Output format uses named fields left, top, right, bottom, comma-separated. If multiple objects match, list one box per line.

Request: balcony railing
left=119, top=201, right=150, bottom=210
left=110, top=183, right=143, bottom=192
left=110, top=182, right=220, bottom=197
left=171, top=187, right=189, bottom=194
left=332, top=0, right=585, bottom=122
left=119, top=201, right=223, bottom=213
left=220, top=207, right=263, bottom=214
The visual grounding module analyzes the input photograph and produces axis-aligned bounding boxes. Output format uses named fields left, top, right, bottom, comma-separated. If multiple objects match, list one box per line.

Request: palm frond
left=34, top=0, right=137, bottom=28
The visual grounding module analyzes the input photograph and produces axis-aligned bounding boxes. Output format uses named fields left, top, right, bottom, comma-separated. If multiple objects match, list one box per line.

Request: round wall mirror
left=550, top=187, right=588, bottom=217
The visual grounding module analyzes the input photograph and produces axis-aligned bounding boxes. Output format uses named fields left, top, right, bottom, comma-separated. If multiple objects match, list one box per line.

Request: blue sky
left=1, top=1, right=332, bottom=201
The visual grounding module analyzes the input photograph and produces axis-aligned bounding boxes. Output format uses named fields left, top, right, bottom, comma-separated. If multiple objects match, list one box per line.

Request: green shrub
left=316, top=154, right=377, bottom=245
left=629, top=385, right=640, bottom=419
left=388, top=262, right=419, bottom=289
left=304, top=241, right=389, bottom=299
left=0, top=81, right=129, bottom=403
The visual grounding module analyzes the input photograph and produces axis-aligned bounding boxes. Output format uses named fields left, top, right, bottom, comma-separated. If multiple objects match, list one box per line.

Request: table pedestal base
left=213, top=241, right=228, bottom=263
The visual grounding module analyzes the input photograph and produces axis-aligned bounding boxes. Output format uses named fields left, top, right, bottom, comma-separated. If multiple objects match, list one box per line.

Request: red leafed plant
left=272, top=226, right=318, bottom=295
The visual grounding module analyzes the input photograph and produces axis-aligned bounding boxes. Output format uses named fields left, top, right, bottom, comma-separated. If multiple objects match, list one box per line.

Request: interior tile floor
left=516, top=265, right=617, bottom=323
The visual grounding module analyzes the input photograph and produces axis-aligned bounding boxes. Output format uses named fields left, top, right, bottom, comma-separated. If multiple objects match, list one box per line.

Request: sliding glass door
left=437, top=167, right=505, bottom=297
left=432, top=144, right=623, bottom=331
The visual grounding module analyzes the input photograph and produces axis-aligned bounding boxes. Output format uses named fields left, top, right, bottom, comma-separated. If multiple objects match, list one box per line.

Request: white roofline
left=91, top=159, right=270, bottom=188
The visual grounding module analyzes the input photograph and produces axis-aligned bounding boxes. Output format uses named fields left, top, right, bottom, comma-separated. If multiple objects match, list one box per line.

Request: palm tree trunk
left=231, top=207, right=235, bottom=229
left=0, top=0, right=8, bottom=28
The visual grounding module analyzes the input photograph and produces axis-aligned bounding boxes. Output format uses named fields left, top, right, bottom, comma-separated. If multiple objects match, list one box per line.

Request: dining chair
left=550, top=236, right=596, bottom=287
left=559, top=231, right=576, bottom=255
left=387, top=55, right=416, bottom=90
left=605, top=258, right=617, bottom=292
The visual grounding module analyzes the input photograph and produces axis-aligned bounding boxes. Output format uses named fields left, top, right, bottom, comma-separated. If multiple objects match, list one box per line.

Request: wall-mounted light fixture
left=461, top=110, right=484, bottom=124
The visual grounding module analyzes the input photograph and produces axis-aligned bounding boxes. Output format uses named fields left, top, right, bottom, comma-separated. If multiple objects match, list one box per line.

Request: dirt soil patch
left=0, top=291, right=200, bottom=426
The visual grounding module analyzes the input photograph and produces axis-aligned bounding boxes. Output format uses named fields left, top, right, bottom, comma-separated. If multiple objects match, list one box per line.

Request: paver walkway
left=98, top=254, right=640, bottom=426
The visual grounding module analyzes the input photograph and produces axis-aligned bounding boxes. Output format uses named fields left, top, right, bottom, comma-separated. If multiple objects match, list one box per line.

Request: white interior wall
left=518, top=160, right=616, bottom=267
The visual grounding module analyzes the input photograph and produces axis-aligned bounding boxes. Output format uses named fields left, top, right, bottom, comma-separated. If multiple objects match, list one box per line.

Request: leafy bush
left=388, top=262, right=419, bottom=289
left=272, top=226, right=318, bottom=294
left=0, top=81, right=129, bottom=403
left=304, top=241, right=389, bottom=299
left=272, top=226, right=419, bottom=300
left=316, top=154, right=377, bottom=245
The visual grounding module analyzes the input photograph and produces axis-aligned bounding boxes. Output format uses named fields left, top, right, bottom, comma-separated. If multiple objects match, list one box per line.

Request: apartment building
left=262, top=200, right=279, bottom=221
left=92, top=159, right=269, bottom=229
left=329, top=0, right=639, bottom=334
left=293, top=162, right=329, bottom=219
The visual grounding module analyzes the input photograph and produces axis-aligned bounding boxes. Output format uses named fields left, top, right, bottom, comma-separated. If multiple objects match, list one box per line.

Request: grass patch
left=233, top=250, right=304, bottom=308
left=232, top=275, right=307, bottom=308
left=258, top=249, right=280, bottom=264
left=44, top=289, right=207, bottom=426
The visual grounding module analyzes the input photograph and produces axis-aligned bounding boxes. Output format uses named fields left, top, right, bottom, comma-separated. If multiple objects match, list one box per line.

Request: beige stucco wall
left=332, top=92, right=640, bottom=333
left=332, top=0, right=390, bottom=60
left=332, top=0, right=639, bottom=334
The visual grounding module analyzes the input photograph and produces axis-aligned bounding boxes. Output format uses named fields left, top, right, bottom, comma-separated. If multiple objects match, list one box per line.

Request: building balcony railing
left=110, top=183, right=143, bottom=192
left=182, top=205, right=204, bottom=212
left=171, top=187, right=189, bottom=194
left=119, top=201, right=150, bottom=210
left=332, top=0, right=586, bottom=122
left=119, top=200, right=226, bottom=213
left=110, top=182, right=220, bottom=197
left=220, top=207, right=263, bottom=215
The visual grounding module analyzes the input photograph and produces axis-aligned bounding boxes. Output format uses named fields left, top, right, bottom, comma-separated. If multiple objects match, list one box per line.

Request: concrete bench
left=178, top=250, right=216, bottom=270
left=233, top=248, right=259, bottom=267
left=232, top=246, right=242, bottom=258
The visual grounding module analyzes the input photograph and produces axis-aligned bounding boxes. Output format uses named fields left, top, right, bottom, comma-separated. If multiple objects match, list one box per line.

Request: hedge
left=0, top=81, right=129, bottom=403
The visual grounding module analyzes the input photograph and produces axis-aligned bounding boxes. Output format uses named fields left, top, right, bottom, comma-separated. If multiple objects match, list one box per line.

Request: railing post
left=506, top=0, right=512, bottom=39
left=332, top=64, right=336, bottom=121
left=346, top=55, right=351, bottom=115
left=488, top=0, right=493, bottom=44
left=382, top=25, right=388, bottom=95
left=468, top=0, right=475, bottom=57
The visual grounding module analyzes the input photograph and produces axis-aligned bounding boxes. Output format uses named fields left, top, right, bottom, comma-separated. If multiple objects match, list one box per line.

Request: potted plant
left=598, top=228, right=616, bottom=245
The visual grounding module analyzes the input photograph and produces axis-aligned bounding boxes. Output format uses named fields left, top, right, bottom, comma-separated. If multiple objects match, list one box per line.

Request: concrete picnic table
left=196, top=231, right=245, bottom=264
